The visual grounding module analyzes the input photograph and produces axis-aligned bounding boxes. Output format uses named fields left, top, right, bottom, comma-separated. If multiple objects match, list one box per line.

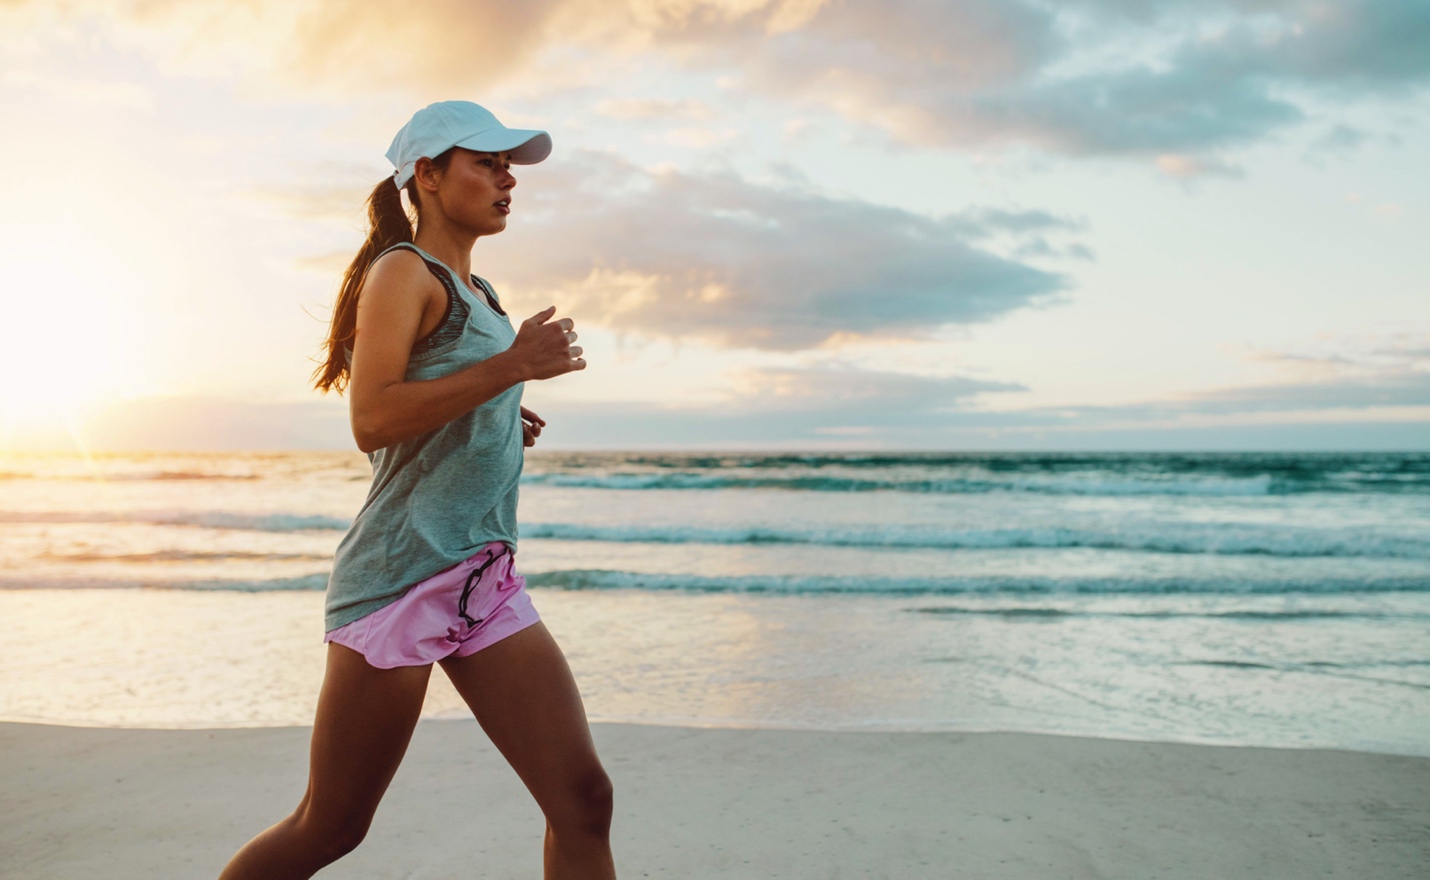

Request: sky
left=0, top=0, right=1426, bottom=452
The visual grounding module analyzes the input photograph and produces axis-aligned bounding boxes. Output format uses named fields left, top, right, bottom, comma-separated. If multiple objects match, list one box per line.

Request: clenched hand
left=509, top=306, right=586, bottom=381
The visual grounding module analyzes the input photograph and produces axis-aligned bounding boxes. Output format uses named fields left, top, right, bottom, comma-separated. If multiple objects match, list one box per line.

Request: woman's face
left=428, top=148, right=517, bottom=237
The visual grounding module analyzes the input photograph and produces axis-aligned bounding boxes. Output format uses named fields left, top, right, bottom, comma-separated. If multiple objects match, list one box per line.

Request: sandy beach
left=4, top=720, right=1427, bottom=879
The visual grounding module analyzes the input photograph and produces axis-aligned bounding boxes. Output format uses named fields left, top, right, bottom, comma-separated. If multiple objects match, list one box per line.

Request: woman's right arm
left=347, top=252, right=584, bottom=454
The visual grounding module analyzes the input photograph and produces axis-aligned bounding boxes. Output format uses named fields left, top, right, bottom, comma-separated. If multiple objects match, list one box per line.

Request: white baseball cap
left=386, top=101, right=552, bottom=189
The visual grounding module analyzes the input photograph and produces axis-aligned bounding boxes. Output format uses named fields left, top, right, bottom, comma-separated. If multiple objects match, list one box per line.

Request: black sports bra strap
left=471, top=276, right=507, bottom=316
left=376, top=242, right=505, bottom=316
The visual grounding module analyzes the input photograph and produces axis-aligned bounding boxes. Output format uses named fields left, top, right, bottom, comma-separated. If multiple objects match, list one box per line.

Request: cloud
left=27, top=0, right=572, bottom=91
left=49, top=362, right=1425, bottom=452
left=596, top=97, right=713, bottom=120
left=525, top=363, right=1028, bottom=446
left=246, top=182, right=371, bottom=222
left=655, top=126, right=741, bottom=148
left=1308, top=124, right=1372, bottom=156
left=477, top=152, right=1073, bottom=350
left=281, top=0, right=570, bottom=90
left=522, top=361, right=1430, bottom=450
left=1245, top=351, right=1359, bottom=373
left=22, top=0, right=1430, bottom=162
left=659, top=0, right=1058, bottom=88
left=1155, top=153, right=1243, bottom=180
left=1173, top=370, right=1430, bottom=413
left=0, top=66, right=157, bottom=109
left=706, top=352, right=1430, bottom=429
left=262, top=153, right=1079, bottom=352
left=1239, top=334, right=1430, bottom=375
left=710, top=4, right=1295, bottom=155
left=634, top=0, right=1429, bottom=158
left=727, top=364, right=1024, bottom=413
left=1231, top=0, right=1430, bottom=87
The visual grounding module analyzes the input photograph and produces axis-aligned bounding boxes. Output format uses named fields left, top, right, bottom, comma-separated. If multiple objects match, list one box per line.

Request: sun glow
left=0, top=247, right=122, bottom=449
left=0, top=143, right=187, bottom=453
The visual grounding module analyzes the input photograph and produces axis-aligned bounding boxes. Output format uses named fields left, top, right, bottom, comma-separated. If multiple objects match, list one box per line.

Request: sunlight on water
left=1, top=589, right=1426, bottom=755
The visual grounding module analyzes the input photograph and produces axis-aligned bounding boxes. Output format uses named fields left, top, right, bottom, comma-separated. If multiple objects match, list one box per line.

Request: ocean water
left=1, top=450, right=1427, bottom=754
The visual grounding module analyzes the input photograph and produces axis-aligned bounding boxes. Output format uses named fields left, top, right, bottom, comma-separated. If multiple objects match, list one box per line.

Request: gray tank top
left=325, top=242, right=524, bottom=632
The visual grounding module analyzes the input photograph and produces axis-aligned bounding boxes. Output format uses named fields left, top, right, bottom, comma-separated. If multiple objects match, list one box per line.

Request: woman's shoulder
left=361, top=246, right=442, bottom=300
left=367, top=243, right=430, bottom=278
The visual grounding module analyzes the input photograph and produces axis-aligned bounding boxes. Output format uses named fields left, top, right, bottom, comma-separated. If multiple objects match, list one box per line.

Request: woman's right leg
left=217, top=643, right=431, bottom=880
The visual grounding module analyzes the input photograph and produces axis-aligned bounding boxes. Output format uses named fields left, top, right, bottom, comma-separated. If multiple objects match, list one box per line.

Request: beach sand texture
left=4, top=720, right=1428, bottom=879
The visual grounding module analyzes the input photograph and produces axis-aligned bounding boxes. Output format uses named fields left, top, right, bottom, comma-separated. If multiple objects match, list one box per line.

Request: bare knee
left=290, top=804, right=374, bottom=866
left=551, top=767, right=614, bottom=838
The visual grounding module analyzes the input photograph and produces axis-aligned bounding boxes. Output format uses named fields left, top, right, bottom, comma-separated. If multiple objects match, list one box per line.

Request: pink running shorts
left=324, top=541, right=540, bottom=669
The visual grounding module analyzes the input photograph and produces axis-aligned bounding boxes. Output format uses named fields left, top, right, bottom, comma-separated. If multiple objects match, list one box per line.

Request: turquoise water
left=4, top=450, right=1428, bottom=593
left=0, top=450, right=1426, bottom=752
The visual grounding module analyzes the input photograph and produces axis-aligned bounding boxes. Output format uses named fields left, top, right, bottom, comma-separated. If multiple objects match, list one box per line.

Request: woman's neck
left=413, top=226, right=478, bottom=281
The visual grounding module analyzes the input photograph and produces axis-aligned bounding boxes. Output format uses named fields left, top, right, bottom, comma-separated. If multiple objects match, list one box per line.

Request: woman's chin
left=467, top=218, right=508, bottom=237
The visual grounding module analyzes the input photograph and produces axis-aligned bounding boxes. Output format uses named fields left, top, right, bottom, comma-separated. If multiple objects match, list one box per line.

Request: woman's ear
left=412, top=156, right=443, bottom=192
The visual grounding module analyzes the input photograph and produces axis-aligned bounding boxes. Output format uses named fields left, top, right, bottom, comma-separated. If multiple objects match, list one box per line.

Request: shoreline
left=6, top=720, right=1428, bottom=879
left=4, top=713, right=1428, bottom=760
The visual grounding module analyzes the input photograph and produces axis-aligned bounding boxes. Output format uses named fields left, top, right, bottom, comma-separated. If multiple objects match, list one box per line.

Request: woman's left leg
left=438, top=622, right=616, bottom=880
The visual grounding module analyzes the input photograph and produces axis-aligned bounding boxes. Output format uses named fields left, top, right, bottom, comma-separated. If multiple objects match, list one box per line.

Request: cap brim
left=454, top=128, right=552, bottom=165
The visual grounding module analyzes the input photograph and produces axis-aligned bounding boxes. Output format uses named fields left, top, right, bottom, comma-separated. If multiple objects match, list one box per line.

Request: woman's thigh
left=438, top=623, right=607, bottom=811
left=303, top=643, right=432, bottom=828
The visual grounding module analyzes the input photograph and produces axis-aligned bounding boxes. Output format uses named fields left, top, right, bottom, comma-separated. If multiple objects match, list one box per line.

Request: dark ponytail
left=311, top=149, right=454, bottom=394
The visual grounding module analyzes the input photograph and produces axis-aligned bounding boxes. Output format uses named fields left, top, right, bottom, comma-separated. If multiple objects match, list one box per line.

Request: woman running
left=218, top=100, right=615, bottom=880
